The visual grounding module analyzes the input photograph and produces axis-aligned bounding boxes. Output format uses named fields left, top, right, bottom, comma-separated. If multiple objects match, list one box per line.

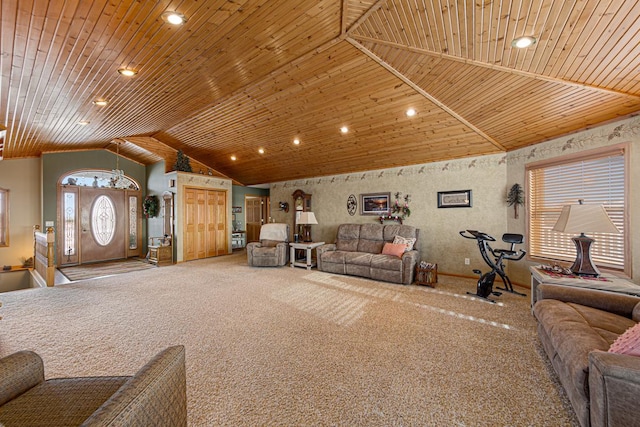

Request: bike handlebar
left=459, top=230, right=496, bottom=242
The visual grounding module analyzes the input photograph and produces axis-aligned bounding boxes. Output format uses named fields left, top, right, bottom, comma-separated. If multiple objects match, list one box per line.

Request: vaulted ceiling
left=2, top=0, right=639, bottom=185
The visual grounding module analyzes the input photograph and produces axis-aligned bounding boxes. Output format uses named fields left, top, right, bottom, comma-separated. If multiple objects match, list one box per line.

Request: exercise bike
left=459, top=230, right=527, bottom=303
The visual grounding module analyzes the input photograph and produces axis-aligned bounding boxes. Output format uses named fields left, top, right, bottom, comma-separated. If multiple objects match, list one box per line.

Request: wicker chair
left=246, top=223, right=290, bottom=267
left=0, top=345, right=186, bottom=426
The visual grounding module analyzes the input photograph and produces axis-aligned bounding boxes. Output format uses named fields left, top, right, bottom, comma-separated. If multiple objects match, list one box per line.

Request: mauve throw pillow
left=382, top=243, right=406, bottom=258
left=609, top=322, right=640, bottom=357
left=393, top=235, right=416, bottom=252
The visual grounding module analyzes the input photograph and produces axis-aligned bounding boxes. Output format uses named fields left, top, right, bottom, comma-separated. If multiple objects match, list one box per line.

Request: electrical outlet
left=465, top=258, right=470, bottom=265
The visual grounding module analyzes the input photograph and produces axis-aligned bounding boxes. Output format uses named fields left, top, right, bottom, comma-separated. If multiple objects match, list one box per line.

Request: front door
left=79, top=187, right=126, bottom=263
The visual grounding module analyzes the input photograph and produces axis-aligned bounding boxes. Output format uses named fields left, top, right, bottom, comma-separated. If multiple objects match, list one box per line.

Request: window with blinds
left=526, top=146, right=627, bottom=272
left=0, top=188, right=8, bottom=247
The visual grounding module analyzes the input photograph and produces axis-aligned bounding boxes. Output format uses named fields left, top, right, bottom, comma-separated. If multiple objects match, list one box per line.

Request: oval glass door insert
left=92, top=195, right=116, bottom=246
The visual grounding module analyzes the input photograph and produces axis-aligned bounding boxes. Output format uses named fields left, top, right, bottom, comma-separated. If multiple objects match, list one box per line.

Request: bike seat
left=502, top=233, right=524, bottom=244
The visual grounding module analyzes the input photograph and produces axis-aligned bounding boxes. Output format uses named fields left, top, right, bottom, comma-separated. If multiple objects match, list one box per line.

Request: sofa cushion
left=357, top=224, right=384, bottom=253
left=371, top=254, right=403, bottom=271
left=393, top=236, right=416, bottom=252
left=344, top=252, right=373, bottom=266
left=609, top=323, right=640, bottom=356
left=260, top=239, right=280, bottom=247
left=321, top=250, right=346, bottom=264
left=382, top=243, right=406, bottom=257
left=335, top=224, right=360, bottom=252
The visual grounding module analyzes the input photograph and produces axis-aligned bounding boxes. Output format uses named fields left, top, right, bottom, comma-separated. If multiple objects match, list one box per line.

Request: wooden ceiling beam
left=344, top=0, right=387, bottom=34
left=351, top=34, right=640, bottom=101
left=346, top=37, right=507, bottom=152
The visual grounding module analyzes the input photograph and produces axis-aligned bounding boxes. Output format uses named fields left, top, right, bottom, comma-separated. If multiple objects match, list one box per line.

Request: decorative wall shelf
left=379, top=215, right=403, bottom=224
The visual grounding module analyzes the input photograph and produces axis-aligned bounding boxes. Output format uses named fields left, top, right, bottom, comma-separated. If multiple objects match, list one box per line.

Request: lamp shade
left=298, top=212, right=318, bottom=225
left=552, top=203, right=620, bottom=234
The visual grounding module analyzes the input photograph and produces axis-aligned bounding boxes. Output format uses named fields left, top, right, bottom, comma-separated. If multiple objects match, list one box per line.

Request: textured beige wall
left=272, top=116, right=640, bottom=286
left=270, top=154, right=508, bottom=277
left=0, top=158, right=41, bottom=267
left=507, top=115, right=640, bottom=285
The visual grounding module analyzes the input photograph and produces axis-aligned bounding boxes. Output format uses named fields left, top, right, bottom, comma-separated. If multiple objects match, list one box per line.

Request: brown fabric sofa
left=0, top=345, right=187, bottom=426
left=316, top=223, right=419, bottom=285
left=533, top=284, right=640, bottom=427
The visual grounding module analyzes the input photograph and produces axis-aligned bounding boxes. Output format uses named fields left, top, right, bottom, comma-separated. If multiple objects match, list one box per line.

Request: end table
left=289, top=242, right=324, bottom=270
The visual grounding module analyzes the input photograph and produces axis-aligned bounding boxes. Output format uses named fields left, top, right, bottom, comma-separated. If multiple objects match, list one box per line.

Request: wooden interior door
left=79, top=187, right=126, bottom=263
left=245, top=197, right=263, bottom=243
left=184, top=188, right=199, bottom=261
left=212, top=191, right=227, bottom=256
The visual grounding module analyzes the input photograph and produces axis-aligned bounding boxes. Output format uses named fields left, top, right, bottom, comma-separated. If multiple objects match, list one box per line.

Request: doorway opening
left=244, top=195, right=270, bottom=243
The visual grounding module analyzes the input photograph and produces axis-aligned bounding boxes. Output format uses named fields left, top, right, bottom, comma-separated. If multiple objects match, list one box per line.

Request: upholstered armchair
left=247, top=223, right=290, bottom=267
left=0, top=345, right=187, bottom=426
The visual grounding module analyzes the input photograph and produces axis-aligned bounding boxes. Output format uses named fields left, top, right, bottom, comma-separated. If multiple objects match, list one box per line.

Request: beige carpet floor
left=0, top=252, right=578, bottom=426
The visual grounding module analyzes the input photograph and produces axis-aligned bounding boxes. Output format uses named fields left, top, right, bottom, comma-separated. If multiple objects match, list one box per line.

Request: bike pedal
left=472, top=269, right=482, bottom=275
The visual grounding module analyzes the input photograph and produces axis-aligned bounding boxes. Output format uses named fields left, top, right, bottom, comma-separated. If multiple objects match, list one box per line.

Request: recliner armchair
left=0, top=345, right=187, bottom=426
left=247, top=223, right=290, bottom=267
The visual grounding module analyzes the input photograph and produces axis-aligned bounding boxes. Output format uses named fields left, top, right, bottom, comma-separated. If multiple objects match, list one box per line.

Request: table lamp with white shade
left=298, top=212, right=318, bottom=242
left=552, top=200, right=620, bottom=276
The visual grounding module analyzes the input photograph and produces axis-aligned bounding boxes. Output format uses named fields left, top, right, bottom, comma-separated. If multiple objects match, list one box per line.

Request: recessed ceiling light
left=293, top=138, right=300, bottom=145
left=162, top=11, right=187, bottom=25
left=77, top=120, right=90, bottom=126
left=258, top=148, right=265, bottom=154
left=340, top=126, right=349, bottom=134
left=406, top=108, right=416, bottom=117
left=93, top=100, right=108, bottom=106
left=511, top=36, right=537, bottom=49
left=117, top=68, right=137, bottom=77
left=230, top=155, right=237, bottom=161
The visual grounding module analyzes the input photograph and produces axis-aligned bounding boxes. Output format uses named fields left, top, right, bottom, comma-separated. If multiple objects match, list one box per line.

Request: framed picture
left=437, top=190, right=472, bottom=208
left=232, top=206, right=242, bottom=213
left=360, top=192, right=391, bottom=215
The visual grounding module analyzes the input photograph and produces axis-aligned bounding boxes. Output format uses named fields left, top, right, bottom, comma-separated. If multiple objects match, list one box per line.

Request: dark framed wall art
left=437, top=190, right=472, bottom=208
left=360, top=193, right=391, bottom=215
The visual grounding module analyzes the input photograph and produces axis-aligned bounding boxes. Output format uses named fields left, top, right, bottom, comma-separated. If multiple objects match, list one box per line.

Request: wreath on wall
left=391, top=192, right=411, bottom=218
left=143, top=195, right=159, bottom=218
left=380, top=192, right=411, bottom=224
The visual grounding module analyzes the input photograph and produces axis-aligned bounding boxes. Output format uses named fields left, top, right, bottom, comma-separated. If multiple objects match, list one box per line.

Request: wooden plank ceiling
left=1, top=0, right=639, bottom=185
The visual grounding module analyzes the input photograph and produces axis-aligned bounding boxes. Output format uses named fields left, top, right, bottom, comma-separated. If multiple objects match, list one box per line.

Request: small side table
left=289, top=242, right=325, bottom=270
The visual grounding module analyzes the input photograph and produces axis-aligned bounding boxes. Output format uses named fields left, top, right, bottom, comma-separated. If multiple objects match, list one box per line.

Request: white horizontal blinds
left=528, top=150, right=625, bottom=270
left=0, top=189, right=6, bottom=245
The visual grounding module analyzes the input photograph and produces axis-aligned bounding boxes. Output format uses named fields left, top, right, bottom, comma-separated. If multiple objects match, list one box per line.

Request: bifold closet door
left=184, top=187, right=227, bottom=261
